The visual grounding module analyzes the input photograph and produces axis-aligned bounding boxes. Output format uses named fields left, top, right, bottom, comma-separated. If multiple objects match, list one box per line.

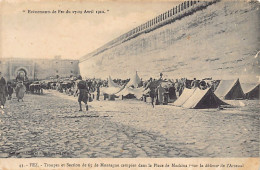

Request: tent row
left=101, top=73, right=144, bottom=100
left=174, top=88, right=228, bottom=109
left=214, top=78, right=259, bottom=100
left=101, top=73, right=259, bottom=109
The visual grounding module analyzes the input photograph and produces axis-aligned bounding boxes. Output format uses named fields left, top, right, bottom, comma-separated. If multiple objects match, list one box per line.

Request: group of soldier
left=71, top=76, right=102, bottom=112
left=0, top=72, right=27, bottom=109
left=52, top=74, right=220, bottom=110
left=0, top=70, right=221, bottom=110
left=141, top=74, right=220, bottom=107
left=46, top=75, right=101, bottom=112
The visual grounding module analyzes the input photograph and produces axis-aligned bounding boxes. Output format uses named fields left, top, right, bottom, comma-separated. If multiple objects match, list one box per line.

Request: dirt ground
left=0, top=90, right=259, bottom=158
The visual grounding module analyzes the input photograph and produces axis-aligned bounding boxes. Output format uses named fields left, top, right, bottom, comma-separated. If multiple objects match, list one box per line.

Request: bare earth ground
left=0, top=90, right=259, bottom=158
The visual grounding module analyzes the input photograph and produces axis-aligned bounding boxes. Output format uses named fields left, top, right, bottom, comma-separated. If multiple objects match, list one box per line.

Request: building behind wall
left=0, top=57, right=80, bottom=81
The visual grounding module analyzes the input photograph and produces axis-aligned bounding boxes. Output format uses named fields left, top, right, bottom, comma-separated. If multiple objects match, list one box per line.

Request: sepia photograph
left=0, top=0, right=259, bottom=169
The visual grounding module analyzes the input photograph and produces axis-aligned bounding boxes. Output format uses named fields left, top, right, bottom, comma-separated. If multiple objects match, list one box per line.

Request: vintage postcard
left=0, top=0, right=259, bottom=169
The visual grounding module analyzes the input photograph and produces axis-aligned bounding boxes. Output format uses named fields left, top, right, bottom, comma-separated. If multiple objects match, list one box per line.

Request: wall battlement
left=80, top=0, right=219, bottom=62
left=79, top=0, right=259, bottom=82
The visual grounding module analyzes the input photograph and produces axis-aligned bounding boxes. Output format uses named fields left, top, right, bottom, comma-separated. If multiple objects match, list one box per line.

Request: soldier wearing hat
left=75, top=75, right=89, bottom=111
left=145, top=78, right=158, bottom=108
left=0, top=72, right=7, bottom=108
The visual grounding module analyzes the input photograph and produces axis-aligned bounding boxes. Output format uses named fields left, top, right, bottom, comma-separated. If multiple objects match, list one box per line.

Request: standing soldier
left=75, top=76, right=89, bottom=111
left=156, top=83, right=166, bottom=105
left=96, top=83, right=100, bottom=101
left=191, top=78, right=199, bottom=88
left=0, top=72, right=7, bottom=108
left=145, top=78, right=158, bottom=108
left=15, top=81, right=26, bottom=102
left=7, top=82, right=14, bottom=100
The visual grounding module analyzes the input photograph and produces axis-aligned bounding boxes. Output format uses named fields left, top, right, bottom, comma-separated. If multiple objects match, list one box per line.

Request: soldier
left=145, top=78, right=158, bottom=108
left=7, top=82, right=14, bottom=100
left=0, top=72, right=7, bottom=109
left=191, top=78, right=199, bottom=88
left=96, top=83, right=100, bottom=101
left=15, top=81, right=26, bottom=102
left=75, top=76, right=89, bottom=111
left=156, top=84, right=166, bottom=105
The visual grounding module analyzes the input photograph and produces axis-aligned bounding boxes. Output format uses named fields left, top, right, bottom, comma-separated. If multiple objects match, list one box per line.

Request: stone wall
left=0, top=58, right=80, bottom=81
left=80, top=0, right=215, bottom=62
left=79, top=0, right=259, bottom=82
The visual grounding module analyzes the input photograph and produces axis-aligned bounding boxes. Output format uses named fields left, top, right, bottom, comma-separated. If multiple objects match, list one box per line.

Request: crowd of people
left=43, top=73, right=221, bottom=109
left=0, top=72, right=28, bottom=109
left=0, top=71, right=221, bottom=110
left=140, top=74, right=220, bottom=107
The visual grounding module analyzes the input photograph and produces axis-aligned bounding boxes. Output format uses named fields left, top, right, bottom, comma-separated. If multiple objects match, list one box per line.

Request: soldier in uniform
left=75, top=76, right=89, bottom=111
left=145, top=78, right=159, bottom=108
left=96, top=83, right=100, bottom=101
left=0, top=72, right=7, bottom=109
left=7, top=82, right=14, bottom=100
left=15, top=81, right=26, bottom=102
left=191, top=78, right=199, bottom=88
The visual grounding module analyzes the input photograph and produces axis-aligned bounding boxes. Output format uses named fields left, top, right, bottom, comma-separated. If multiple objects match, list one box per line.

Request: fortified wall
left=0, top=57, right=80, bottom=81
left=79, top=0, right=260, bottom=82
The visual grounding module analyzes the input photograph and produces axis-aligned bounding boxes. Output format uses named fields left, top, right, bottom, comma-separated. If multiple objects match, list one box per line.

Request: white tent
left=214, top=79, right=245, bottom=100
left=116, top=86, right=145, bottom=99
left=116, top=72, right=144, bottom=99
left=126, top=71, right=141, bottom=88
left=108, top=76, right=120, bottom=88
left=174, top=88, right=228, bottom=109
left=101, top=76, right=123, bottom=95
left=241, top=83, right=259, bottom=100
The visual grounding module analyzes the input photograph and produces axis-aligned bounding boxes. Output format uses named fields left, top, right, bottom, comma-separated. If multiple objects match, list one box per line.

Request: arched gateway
left=15, top=67, right=29, bottom=82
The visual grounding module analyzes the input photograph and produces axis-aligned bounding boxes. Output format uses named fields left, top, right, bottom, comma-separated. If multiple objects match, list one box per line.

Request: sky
left=1, top=0, right=178, bottom=60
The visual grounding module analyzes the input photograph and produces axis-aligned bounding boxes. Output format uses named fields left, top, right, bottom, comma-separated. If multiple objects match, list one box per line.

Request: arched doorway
left=15, top=67, right=29, bottom=82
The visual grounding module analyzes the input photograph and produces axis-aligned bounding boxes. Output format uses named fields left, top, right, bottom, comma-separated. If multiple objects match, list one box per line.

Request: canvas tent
left=126, top=72, right=141, bottom=88
left=108, top=76, right=121, bottom=88
left=214, top=79, right=245, bottom=100
left=241, top=83, right=259, bottom=100
left=116, top=86, right=145, bottom=99
left=116, top=72, right=144, bottom=99
left=174, top=88, right=196, bottom=107
left=173, top=88, right=228, bottom=109
left=101, top=76, right=123, bottom=95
